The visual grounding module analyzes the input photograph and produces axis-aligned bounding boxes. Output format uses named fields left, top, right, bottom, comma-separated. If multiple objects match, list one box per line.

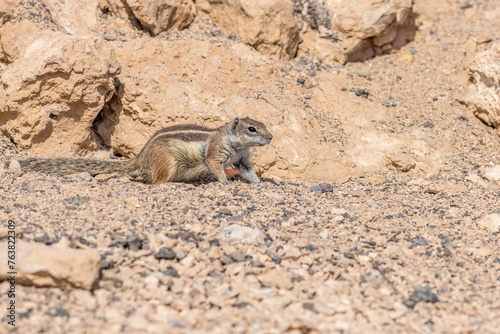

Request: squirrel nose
left=268, top=134, right=273, bottom=141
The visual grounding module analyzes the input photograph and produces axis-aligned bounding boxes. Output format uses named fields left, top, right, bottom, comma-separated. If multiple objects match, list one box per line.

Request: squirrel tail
left=14, top=157, right=134, bottom=176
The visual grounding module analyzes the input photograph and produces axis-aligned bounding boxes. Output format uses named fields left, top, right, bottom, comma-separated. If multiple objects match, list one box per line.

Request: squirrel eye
left=248, top=126, right=257, bottom=133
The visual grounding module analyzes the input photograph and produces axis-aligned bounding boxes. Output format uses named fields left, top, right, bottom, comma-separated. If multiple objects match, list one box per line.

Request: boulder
left=41, top=0, right=100, bottom=35
left=461, top=42, right=500, bottom=133
left=0, top=239, right=101, bottom=290
left=296, top=0, right=417, bottom=63
left=203, top=0, right=299, bottom=60
left=0, top=34, right=120, bottom=156
left=99, top=0, right=196, bottom=35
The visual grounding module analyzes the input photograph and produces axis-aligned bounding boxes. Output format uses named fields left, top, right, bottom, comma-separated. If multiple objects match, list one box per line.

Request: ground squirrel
left=8, top=117, right=273, bottom=184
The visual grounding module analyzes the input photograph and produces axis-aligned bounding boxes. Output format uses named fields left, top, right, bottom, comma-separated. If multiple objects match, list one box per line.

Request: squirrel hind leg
left=151, top=153, right=174, bottom=184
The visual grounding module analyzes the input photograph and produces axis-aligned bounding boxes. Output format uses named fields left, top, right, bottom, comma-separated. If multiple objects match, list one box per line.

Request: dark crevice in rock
left=92, top=77, right=123, bottom=152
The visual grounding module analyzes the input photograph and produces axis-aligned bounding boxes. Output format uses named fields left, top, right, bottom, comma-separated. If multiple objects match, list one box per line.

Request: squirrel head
left=229, top=117, right=273, bottom=148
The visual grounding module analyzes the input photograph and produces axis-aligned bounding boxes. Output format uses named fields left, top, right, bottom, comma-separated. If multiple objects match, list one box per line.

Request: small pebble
left=310, top=183, right=333, bottom=193
left=8, top=160, right=23, bottom=175
left=219, top=255, right=233, bottom=265
left=415, top=237, right=429, bottom=246
left=423, top=121, right=435, bottom=128
left=404, top=286, right=438, bottom=309
left=266, top=250, right=284, bottom=264
left=155, top=247, right=176, bottom=260
left=176, top=250, right=187, bottom=261
left=220, top=208, right=232, bottom=215
left=303, top=79, right=313, bottom=89
left=306, top=244, right=317, bottom=251
left=230, top=251, right=246, bottom=262
left=460, top=1, right=472, bottom=10
left=124, top=196, right=140, bottom=207
left=400, top=54, right=415, bottom=63
left=78, top=172, right=91, bottom=181
left=226, top=215, right=243, bottom=222
left=125, top=235, right=143, bottom=251
left=46, top=306, right=69, bottom=318
left=164, top=267, right=180, bottom=278
left=169, top=321, right=185, bottom=328
left=234, top=301, right=251, bottom=309
left=354, top=88, right=369, bottom=98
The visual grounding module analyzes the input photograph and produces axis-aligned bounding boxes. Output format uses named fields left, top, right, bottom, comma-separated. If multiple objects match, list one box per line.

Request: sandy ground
left=1, top=1, right=500, bottom=333
left=1, top=153, right=500, bottom=333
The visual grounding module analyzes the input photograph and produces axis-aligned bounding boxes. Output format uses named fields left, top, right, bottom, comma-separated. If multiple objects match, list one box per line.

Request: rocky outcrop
left=0, top=0, right=449, bottom=181
left=0, top=30, right=120, bottom=156
left=200, top=0, right=299, bottom=61
left=99, top=0, right=196, bottom=35
left=295, top=0, right=417, bottom=63
left=461, top=42, right=500, bottom=133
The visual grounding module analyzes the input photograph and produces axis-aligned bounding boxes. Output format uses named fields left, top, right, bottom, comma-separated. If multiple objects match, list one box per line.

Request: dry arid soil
left=1, top=1, right=500, bottom=333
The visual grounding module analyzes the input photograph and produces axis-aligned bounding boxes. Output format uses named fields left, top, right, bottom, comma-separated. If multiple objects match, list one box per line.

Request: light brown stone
left=399, top=53, right=415, bottom=63
left=283, top=245, right=302, bottom=261
left=477, top=213, right=500, bottom=233
left=424, top=183, right=468, bottom=195
left=258, top=269, right=293, bottom=290
left=124, top=196, right=140, bottom=207
left=482, top=165, right=500, bottom=183
left=0, top=0, right=15, bottom=24
left=95, top=173, right=118, bottom=182
left=7, top=160, right=22, bottom=175
left=217, top=224, right=262, bottom=244
left=462, top=42, right=500, bottom=132
left=0, top=239, right=101, bottom=290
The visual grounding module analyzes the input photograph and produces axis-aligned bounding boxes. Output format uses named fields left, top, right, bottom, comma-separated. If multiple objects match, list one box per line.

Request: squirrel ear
left=232, top=118, right=240, bottom=131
